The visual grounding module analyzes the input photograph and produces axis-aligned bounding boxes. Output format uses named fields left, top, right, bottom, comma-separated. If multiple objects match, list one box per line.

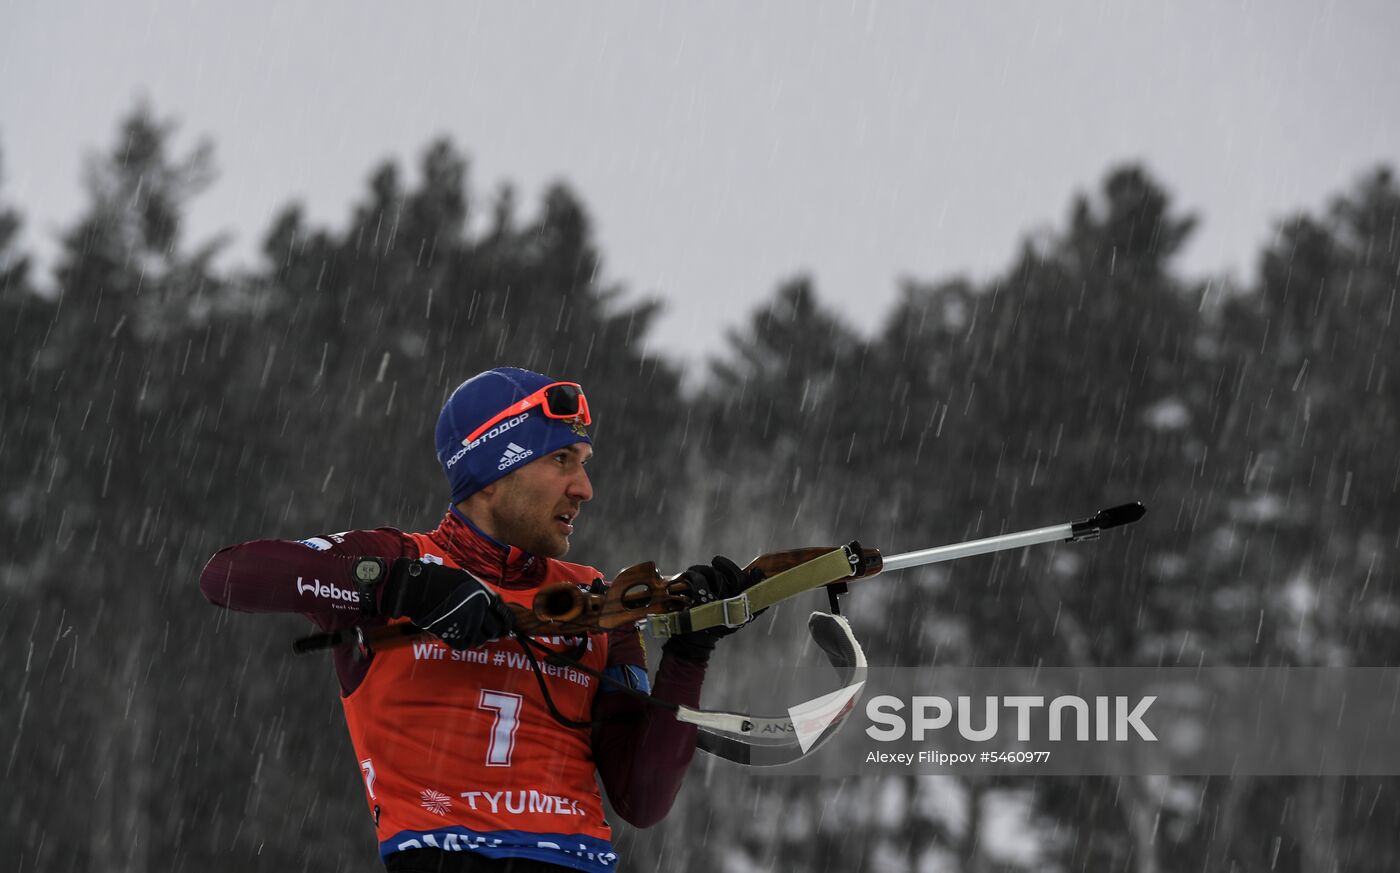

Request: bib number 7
left=479, top=689, right=523, bottom=767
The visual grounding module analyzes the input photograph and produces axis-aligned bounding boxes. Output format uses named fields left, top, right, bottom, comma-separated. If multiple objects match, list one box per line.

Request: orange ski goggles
left=463, top=382, right=591, bottom=445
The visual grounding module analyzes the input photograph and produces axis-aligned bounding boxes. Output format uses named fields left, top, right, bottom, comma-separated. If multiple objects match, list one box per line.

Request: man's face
left=484, top=442, right=593, bottom=558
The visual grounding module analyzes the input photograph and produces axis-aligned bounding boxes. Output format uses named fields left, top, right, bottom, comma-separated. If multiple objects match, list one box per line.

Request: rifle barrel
left=879, top=523, right=1072, bottom=573
left=878, top=502, right=1145, bottom=573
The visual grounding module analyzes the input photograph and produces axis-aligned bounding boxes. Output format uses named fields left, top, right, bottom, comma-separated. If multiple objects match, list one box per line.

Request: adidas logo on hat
left=497, top=442, right=534, bottom=471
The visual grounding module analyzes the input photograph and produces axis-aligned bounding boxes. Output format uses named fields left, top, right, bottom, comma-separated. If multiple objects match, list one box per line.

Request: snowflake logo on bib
left=419, top=788, right=452, bottom=816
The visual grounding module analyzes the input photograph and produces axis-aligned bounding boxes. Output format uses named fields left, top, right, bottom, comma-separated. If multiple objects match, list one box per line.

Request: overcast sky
left=3, top=1, right=1398, bottom=366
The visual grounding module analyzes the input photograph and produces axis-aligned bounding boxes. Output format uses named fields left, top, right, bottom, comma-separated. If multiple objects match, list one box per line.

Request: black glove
left=377, top=559, right=514, bottom=650
left=662, top=555, right=766, bottom=663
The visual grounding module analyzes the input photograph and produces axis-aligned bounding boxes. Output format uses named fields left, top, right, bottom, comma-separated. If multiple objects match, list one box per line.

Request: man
left=200, top=367, right=758, bottom=872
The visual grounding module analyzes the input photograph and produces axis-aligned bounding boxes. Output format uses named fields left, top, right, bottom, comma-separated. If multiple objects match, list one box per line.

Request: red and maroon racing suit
left=201, top=506, right=708, bottom=872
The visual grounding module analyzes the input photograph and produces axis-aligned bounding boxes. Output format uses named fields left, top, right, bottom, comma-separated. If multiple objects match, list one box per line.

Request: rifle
left=292, top=502, right=1144, bottom=654
left=290, top=502, right=1144, bottom=765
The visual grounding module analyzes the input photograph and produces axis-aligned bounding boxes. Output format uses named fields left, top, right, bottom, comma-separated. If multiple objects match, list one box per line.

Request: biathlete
left=200, top=367, right=759, bottom=872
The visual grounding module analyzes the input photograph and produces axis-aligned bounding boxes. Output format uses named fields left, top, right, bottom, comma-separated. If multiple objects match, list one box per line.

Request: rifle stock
left=748, top=545, right=883, bottom=580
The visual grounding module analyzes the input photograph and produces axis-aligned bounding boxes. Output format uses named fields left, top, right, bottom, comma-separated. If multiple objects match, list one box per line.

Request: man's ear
left=455, top=492, right=485, bottom=521
left=463, top=480, right=502, bottom=510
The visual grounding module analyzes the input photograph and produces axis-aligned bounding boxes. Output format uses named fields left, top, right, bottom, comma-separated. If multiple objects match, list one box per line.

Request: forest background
left=1, top=105, right=1398, bottom=873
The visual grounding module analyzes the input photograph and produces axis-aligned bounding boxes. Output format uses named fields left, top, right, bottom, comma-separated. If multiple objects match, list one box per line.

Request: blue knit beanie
left=436, top=367, right=592, bottom=504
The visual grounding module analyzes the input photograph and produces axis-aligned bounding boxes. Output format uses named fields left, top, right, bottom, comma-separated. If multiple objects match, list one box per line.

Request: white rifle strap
left=676, top=612, right=867, bottom=767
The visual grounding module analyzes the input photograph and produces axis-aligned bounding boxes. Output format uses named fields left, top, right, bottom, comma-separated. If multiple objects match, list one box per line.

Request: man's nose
left=568, top=467, right=593, bottom=502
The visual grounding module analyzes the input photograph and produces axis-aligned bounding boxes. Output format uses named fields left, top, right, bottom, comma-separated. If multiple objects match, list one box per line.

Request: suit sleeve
left=591, top=626, right=709, bottom=828
left=198, top=528, right=413, bottom=693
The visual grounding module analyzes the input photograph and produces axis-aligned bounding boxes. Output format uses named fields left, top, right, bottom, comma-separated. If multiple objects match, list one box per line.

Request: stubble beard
left=493, top=478, right=569, bottom=559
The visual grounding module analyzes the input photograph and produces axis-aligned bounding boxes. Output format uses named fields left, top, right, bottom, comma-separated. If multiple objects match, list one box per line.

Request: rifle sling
left=649, top=547, right=855, bottom=638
